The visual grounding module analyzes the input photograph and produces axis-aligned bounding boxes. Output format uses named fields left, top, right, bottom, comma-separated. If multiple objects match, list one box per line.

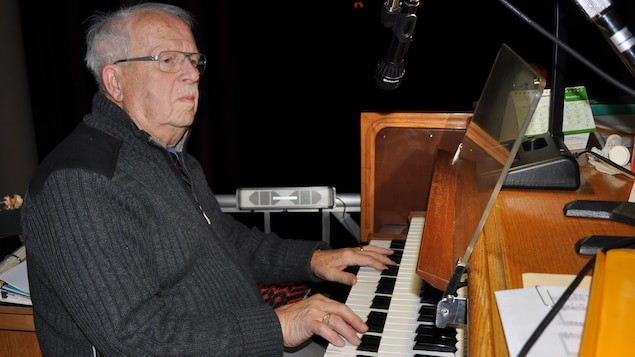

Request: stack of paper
left=0, top=245, right=26, bottom=274
left=0, top=260, right=31, bottom=305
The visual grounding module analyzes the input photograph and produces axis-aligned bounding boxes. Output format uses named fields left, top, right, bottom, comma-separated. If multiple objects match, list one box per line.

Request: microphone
left=572, top=0, right=635, bottom=77
left=374, top=0, right=421, bottom=91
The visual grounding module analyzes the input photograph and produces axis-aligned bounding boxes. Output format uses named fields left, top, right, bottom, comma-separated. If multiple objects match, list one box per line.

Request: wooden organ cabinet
left=358, top=111, right=635, bottom=356
left=360, top=111, right=471, bottom=241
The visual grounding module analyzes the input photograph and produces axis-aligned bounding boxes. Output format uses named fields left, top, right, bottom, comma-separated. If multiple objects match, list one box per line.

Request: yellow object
left=580, top=248, right=635, bottom=356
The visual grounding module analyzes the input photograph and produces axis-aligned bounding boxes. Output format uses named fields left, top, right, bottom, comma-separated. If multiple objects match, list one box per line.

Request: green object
left=590, top=103, right=635, bottom=116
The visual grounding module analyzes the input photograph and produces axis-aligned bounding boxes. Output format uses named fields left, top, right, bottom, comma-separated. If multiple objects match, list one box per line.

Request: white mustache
left=178, top=86, right=197, bottom=98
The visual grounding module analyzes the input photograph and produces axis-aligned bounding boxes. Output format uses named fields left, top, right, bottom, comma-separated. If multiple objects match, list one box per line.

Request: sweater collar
left=87, top=92, right=192, bottom=153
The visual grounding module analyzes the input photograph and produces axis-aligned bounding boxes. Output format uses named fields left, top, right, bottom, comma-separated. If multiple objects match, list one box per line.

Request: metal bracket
left=436, top=262, right=468, bottom=328
left=436, top=295, right=468, bottom=328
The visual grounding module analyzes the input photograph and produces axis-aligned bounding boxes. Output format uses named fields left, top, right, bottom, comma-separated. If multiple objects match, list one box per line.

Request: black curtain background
left=17, top=0, right=635, bottom=196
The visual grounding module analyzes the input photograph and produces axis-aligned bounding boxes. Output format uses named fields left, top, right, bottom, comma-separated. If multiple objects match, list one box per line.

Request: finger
left=357, top=246, right=398, bottom=266
left=315, top=313, right=364, bottom=347
left=359, top=244, right=394, bottom=255
left=329, top=302, right=368, bottom=332
left=328, top=254, right=394, bottom=286
left=332, top=270, right=359, bottom=286
left=315, top=317, right=347, bottom=347
left=355, top=251, right=398, bottom=271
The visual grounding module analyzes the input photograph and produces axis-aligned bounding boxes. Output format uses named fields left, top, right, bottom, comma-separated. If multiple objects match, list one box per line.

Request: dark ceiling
left=18, top=0, right=635, bottom=194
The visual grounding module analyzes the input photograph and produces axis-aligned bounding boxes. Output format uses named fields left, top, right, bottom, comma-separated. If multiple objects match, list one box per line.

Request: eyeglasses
left=113, top=51, right=207, bottom=75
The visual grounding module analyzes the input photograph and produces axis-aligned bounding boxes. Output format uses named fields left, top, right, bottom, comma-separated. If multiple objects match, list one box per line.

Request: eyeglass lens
left=158, top=51, right=206, bottom=74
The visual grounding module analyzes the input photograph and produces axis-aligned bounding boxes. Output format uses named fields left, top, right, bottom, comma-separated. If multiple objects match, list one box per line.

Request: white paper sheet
left=495, top=285, right=589, bottom=357
left=0, top=260, right=29, bottom=295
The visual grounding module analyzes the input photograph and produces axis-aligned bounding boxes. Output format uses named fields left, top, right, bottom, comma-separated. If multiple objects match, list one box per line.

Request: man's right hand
left=274, top=293, right=368, bottom=348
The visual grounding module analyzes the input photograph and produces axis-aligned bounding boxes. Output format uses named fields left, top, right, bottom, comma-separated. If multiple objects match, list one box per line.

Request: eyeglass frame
left=113, top=51, right=207, bottom=75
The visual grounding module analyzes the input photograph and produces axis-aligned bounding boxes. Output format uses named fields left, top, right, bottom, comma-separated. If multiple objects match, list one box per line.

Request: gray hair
left=84, top=2, right=195, bottom=92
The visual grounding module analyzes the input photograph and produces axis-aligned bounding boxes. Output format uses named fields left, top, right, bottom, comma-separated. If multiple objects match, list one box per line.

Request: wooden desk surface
left=468, top=155, right=635, bottom=357
left=0, top=303, right=41, bottom=356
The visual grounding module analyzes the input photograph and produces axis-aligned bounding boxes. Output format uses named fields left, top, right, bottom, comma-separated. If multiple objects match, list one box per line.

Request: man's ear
left=102, top=65, right=123, bottom=102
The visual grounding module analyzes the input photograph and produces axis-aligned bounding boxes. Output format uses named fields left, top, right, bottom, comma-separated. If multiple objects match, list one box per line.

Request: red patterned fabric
left=259, top=281, right=312, bottom=308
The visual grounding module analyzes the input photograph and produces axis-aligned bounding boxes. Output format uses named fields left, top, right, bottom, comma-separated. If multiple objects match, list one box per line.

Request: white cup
left=608, top=145, right=630, bottom=166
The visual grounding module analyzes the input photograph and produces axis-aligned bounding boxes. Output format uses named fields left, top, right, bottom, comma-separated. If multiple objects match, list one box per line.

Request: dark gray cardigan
left=22, top=92, right=328, bottom=356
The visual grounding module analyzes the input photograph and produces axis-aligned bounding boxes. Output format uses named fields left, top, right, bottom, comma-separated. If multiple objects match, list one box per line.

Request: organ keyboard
left=324, top=216, right=467, bottom=356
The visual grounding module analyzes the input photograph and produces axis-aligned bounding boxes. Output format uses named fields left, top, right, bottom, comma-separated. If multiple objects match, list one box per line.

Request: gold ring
left=322, top=313, right=331, bottom=325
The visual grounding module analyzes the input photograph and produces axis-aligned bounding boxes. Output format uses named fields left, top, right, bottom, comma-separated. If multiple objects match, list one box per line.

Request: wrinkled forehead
left=127, top=10, right=196, bottom=53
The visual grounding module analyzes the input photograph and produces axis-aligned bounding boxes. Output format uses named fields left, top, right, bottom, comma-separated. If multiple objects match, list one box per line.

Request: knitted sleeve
left=23, top=168, right=285, bottom=356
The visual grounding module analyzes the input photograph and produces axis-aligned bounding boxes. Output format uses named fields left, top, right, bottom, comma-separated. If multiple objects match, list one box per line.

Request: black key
left=357, top=334, right=381, bottom=352
left=390, top=240, right=406, bottom=249
left=420, top=285, right=443, bottom=304
left=390, top=250, right=404, bottom=264
left=418, top=304, right=436, bottom=315
left=413, top=340, right=457, bottom=353
left=415, top=333, right=457, bottom=345
left=415, top=327, right=457, bottom=343
left=417, top=312, right=436, bottom=324
left=366, top=311, right=387, bottom=333
left=416, top=324, right=457, bottom=338
left=371, top=295, right=391, bottom=310
left=375, top=277, right=396, bottom=294
left=381, top=265, right=399, bottom=277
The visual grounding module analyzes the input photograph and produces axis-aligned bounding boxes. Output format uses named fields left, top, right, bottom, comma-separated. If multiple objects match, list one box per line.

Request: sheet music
left=495, top=285, right=589, bottom=357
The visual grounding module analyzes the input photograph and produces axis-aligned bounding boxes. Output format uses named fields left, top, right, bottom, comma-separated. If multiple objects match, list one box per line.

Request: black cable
left=335, top=196, right=358, bottom=244
left=336, top=196, right=348, bottom=218
left=498, top=0, right=635, bottom=97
